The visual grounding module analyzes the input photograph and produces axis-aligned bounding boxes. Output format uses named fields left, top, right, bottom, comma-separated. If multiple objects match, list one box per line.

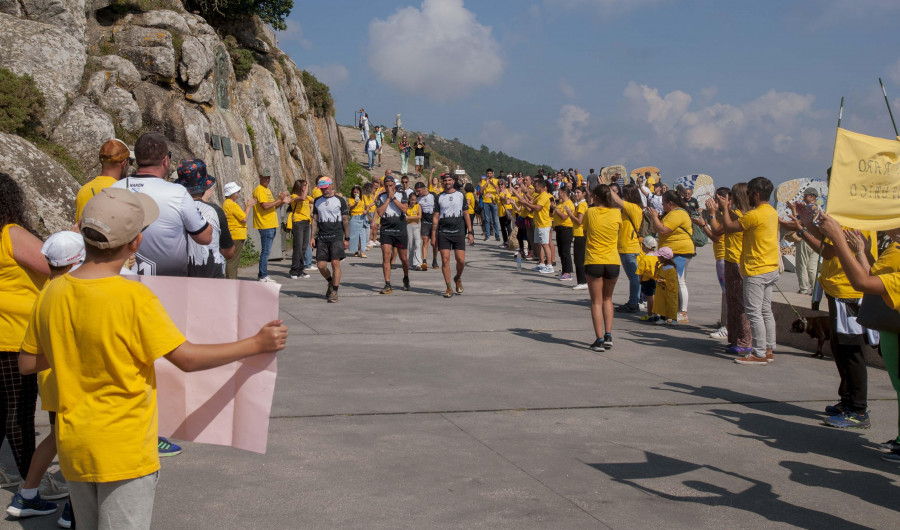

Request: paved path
left=2, top=243, right=898, bottom=529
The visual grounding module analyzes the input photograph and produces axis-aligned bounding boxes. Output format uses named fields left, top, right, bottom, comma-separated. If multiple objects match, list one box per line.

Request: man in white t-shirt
left=112, top=132, right=211, bottom=276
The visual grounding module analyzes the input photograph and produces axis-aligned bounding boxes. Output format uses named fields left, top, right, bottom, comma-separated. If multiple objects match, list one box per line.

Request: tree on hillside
left=184, top=0, right=293, bottom=30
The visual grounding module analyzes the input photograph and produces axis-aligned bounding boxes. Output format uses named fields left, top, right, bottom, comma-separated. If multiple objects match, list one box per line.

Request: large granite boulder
left=0, top=132, right=80, bottom=234
left=127, top=9, right=190, bottom=35
left=50, top=97, right=115, bottom=176
left=93, top=55, right=142, bottom=90
left=0, top=13, right=86, bottom=124
left=19, top=0, right=86, bottom=42
left=114, top=26, right=176, bottom=81
left=99, top=86, right=142, bottom=132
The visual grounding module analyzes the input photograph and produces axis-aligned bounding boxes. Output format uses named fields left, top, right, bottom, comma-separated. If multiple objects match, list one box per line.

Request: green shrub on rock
left=0, top=68, right=45, bottom=134
left=230, top=48, right=255, bottom=79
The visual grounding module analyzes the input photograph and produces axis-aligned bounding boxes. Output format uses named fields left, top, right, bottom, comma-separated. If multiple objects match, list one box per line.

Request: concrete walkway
left=2, top=243, right=898, bottom=529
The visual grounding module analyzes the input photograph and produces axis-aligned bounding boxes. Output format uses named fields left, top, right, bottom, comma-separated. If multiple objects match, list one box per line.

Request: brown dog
left=790, top=317, right=831, bottom=358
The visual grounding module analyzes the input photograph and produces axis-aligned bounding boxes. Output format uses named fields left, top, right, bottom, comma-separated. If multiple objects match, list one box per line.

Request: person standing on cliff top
left=75, top=139, right=134, bottom=223
left=414, top=135, right=427, bottom=178
left=358, top=108, right=366, bottom=142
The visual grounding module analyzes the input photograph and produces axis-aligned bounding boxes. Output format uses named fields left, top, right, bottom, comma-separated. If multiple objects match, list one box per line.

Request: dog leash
left=774, top=284, right=806, bottom=322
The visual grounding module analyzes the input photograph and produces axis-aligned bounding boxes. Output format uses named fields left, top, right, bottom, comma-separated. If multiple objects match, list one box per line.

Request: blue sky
left=277, top=0, right=900, bottom=186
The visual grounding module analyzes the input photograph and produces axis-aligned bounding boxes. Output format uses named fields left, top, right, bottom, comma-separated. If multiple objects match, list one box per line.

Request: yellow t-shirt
left=466, top=192, right=476, bottom=215
left=659, top=208, right=694, bottom=255
left=0, top=224, right=46, bottom=351
left=583, top=207, right=622, bottom=265
left=252, top=185, right=278, bottom=229
left=713, top=236, right=725, bottom=261
left=481, top=178, right=498, bottom=204
left=724, top=210, right=744, bottom=264
left=617, top=202, right=644, bottom=254
left=406, top=204, right=421, bottom=223
left=429, top=183, right=441, bottom=194
left=737, top=203, right=780, bottom=277
left=873, top=244, right=900, bottom=309
left=20, top=275, right=186, bottom=483
left=572, top=200, right=588, bottom=237
left=533, top=192, right=552, bottom=228
left=519, top=185, right=535, bottom=218
left=291, top=194, right=311, bottom=223
left=819, top=228, right=878, bottom=299
left=222, top=198, right=248, bottom=240
left=311, top=187, right=323, bottom=201
left=497, top=190, right=509, bottom=217
left=654, top=265, right=679, bottom=320
left=552, top=199, right=574, bottom=228
left=348, top=196, right=368, bottom=216
left=637, top=253, right=659, bottom=281
left=75, top=175, right=118, bottom=223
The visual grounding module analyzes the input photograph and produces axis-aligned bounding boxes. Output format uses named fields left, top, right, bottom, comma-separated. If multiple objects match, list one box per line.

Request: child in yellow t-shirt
left=18, top=188, right=288, bottom=529
left=637, top=236, right=660, bottom=322
left=652, top=246, right=679, bottom=325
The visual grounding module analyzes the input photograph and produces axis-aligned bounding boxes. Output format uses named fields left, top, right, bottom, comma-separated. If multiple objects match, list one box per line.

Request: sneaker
left=432, top=259, right=438, bottom=268
left=483, top=235, right=489, bottom=241
left=258, top=276, right=277, bottom=283
left=638, top=302, right=647, bottom=311
left=882, top=449, right=900, bottom=464
left=709, top=327, right=728, bottom=339
left=58, top=502, right=72, bottom=529
left=499, top=243, right=507, bottom=249
left=558, top=273, right=572, bottom=281
left=6, top=492, right=57, bottom=517
left=572, top=283, right=588, bottom=290
left=327, top=291, right=339, bottom=303
left=326, top=282, right=334, bottom=299
left=824, top=402, right=849, bottom=416
left=726, top=346, right=754, bottom=355
left=616, top=304, right=639, bottom=313
left=539, top=265, right=555, bottom=274
left=602, top=334, right=613, bottom=348
left=158, top=436, right=182, bottom=457
left=39, top=473, right=69, bottom=500
left=359, top=253, right=368, bottom=258
left=443, top=288, right=453, bottom=298
left=454, top=276, right=463, bottom=294
left=878, top=439, right=900, bottom=451
left=824, top=410, right=871, bottom=429
left=765, top=351, right=775, bottom=363
left=421, top=263, right=428, bottom=271
left=380, top=284, right=393, bottom=294
left=0, top=465, right=22, bottom=488
left=533, top=264, right=543, bottom=271
left=666, top=319, right=678, bottom=327
left=677, top=311, right=690, bottom=323
left=589, top=338, right=605, bottom=352
left=290, top=273, right=310, bottom=279
left=402, top=277, right=411, bottom=291
left=734, top=354, right=768, bottom=365
left=639, top=314, right=656, bottom=321
left=654, top=318, right=668, bottom=325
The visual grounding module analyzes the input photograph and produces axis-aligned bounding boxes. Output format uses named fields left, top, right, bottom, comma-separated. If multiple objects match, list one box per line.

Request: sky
left=277, top=0, right=900, bottom=186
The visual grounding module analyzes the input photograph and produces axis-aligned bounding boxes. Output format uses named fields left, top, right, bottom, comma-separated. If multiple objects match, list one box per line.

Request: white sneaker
left=0, top=465, right=22, bottom=488
left=39, top=473, right=69, bottom=500
left=539, top=265, right=555, bottom=274
left=638, top=302, right=647, bottom=311
left=709, top=326, right=728, bottom=339
left=572, top=283, right=588, bottom=290
left=258, top=276, right=277, bottom=283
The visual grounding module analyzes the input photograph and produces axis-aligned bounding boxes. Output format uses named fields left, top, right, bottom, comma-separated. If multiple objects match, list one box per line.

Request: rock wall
left=0, top=1, right=349, bottom=234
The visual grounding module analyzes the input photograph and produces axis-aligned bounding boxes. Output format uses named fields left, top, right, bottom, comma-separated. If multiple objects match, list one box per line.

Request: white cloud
left=480, top=120, right=528, bottom=153
left=559, top=79, right=576, bottom=98
left=887, top=59, right=900, bottom=85
left=557, top=104, right=599, bottom=160
left=277, top=20, right=312, bottom=50
left=306, top=64, right=349, bottom=87
left=368, top=0, right=503, bottom=101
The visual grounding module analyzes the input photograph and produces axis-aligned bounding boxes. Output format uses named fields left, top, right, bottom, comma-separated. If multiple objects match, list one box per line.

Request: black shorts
left=585, top=263, right=620, bottom=279
left=437, top=232, right=466, bottom=251
left=421, top=221, right=434, bottom=237
left=641, top=279, right=657, bottom=296
left=380, top=231, right=408, bottom=248
left=315, top=239, right=345, bottom=262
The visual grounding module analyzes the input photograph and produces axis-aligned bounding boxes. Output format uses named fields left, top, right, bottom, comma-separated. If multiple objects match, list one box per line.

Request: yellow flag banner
left=827, top=127, right=900, bottom=231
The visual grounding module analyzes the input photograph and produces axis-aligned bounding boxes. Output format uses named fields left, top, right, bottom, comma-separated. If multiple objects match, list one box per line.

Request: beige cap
left=80, top=188, right=159, bottom=248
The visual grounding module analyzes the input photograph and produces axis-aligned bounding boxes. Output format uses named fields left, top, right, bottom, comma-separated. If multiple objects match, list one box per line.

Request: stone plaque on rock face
left=211, top=134, right=220, bottom=150
left=238, top=143, right=245, bottom=164
left=245, top=144, right=252, bottom=159
left=214, top=47, right=230, bottom=110
left=205, top=132, right=210, bottom=144
left=222, top=137, right=233, bottom=157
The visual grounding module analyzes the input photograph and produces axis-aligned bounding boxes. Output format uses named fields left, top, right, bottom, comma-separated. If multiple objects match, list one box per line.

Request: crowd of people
left=2, top=130, right=900, bottom=529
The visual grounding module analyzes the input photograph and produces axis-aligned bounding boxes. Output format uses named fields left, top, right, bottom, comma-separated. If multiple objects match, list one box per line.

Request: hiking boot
left=380, top=284, right=393, bottom=294
left=824, top=410, right=870, bottom=429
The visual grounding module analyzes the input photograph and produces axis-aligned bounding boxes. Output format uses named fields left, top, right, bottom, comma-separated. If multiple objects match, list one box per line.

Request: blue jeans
left=482, top=202, right=500, bottom=239
left=367, top=150, right=375, bottom=168
left=349, top=215, right=367, bottom=253
left=620, top=253, right=640, bottom=306
left=257, top=228, right=276, bottom=278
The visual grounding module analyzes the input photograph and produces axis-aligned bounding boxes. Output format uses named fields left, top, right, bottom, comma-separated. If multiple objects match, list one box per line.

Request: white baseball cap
left=223, top=182, right=242, bottom=196
left=41, top=231, right=86, bottom=269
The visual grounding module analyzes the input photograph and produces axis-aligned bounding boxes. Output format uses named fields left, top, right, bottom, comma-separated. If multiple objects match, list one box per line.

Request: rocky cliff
left=0, top=0, right=349, bottom=235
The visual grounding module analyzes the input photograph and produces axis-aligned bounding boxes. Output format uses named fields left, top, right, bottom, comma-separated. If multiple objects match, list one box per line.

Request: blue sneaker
left=6, top=492, right=57, bottom=517
left=825, top=402, right=848, bottom=416
left=58, top=501, right=73, bottom=528
left=824, top=411, right=870, bottom=429
left=158, top=436, right=183, bottom=457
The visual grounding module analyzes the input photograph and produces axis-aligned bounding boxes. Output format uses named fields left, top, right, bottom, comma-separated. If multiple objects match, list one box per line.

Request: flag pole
left=879, top=78, right=899, bottom=137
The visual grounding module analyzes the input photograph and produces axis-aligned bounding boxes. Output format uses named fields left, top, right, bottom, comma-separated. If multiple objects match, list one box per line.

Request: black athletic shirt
left=414, top=141, right=426, bottom=157
left=313, top=195, right=348, bottom=241
left=435, top=190, right=468, bottom=235
left=377, top=191, right=407, bottom=235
